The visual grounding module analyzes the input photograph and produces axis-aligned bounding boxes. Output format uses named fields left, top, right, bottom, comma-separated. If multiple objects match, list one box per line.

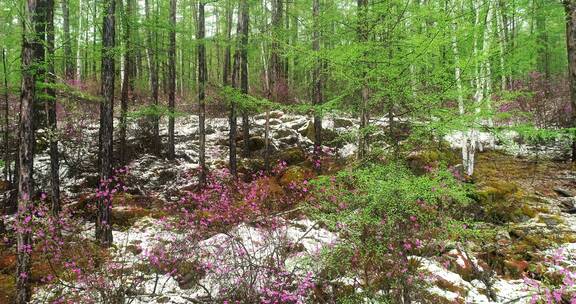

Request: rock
left=554, top=187, right=574, bottom=198
left=275, top=147, right=306, bottom=166
left=254, top=111, right=284, bottom=120
left=558, top=197, right=575, bottom=208
left=205, top=125, right=216, bottom=135
left=278, top=136, right=299, bottom=146
left=242, top=136, right=266, bottom=152
left=304, top=122, right=338, bottom=144
left=273, top=128, right=297, bottom=139
left=504, top=259, right=529, bottom=277
left=333, top=117, right=354, bottom=129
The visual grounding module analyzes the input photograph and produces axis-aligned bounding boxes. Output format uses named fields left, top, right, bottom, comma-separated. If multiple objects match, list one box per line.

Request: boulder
left=554, top=187, right=574, bottom=198
left=303, top=122, right=338, bottom=144
left=275, top=147, right=306, bottom=165
left=333, top=117, right=355, bottom=129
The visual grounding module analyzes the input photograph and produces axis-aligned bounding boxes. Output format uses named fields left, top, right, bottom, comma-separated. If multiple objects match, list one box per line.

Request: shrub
left=307, top=162, right=471, bottom=302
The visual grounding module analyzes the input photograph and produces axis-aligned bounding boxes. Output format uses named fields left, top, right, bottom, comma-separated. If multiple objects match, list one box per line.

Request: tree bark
left=2, top=49, right=9, bottom=182
left=240, top=0, right=250, bottom=159
left=120, top=0, right=133, bottom=165
left=168, top=0, right=177, bottom=160
left=228, top=0, right=238, bottom=178
left=145, top=0, right=160, bottom=155
left=96, top=0, right=115, bottom=247
left=62, top=0, right=74, bottom=79
left=46, top=0, right=60, bottom=214
left=312, top=0, right=323, bottom=171
left=16, top=1, right=37, bottom=302
left=357, top=0, right=369, bottom=160
left=76, top=0, right=83, bottom=81
left=198, top=1, right=207, bottom=186
left=564, top=0, right=576, bottom=161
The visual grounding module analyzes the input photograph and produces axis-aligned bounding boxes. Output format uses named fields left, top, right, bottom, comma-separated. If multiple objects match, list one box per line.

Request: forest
left=1, top=0, right=576, bottom=303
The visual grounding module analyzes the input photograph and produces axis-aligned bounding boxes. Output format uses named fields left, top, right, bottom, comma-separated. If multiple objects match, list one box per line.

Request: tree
left=240, top=0, right=250, bottom=159
left=168, top=0, right=177, bottom=160
left=62, top=0, right=74, bottom=79
left=145, top=0, right=161, bottom=155
left=565, top=0, right=576, bottom=161
left=96, top=0, right=115, bottom=247
left=312, top=0, right=323, bottom=170
left=198, top=0, right=207, bottom=186
left=16, top=0, right=38, bottom=301
left=119, top=0, right=135, bottom=165
left=46, top=0, right=60, bottom=213
left=2, top=49, right=9, bottom=182
left=357, top=0, right=370, bottom=160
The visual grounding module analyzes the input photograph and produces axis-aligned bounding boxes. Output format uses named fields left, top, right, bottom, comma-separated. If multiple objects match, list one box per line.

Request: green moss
left=0, top=274, right=15, bottom=303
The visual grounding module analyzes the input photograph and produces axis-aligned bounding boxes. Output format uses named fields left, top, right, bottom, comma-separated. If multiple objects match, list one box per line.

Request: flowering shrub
left=524, top=249, right=576, bottom=303
left=307, top=162, right=470, bottom=302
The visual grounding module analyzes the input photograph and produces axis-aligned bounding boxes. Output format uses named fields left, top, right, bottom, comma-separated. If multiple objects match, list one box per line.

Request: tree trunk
left=357, top=0, right=370, bottom=160
left=62, top=0, right=74, bottom=79
left=76, top=0, right=83, bottom=82
left=168, top=0, right=177, bottom=160
left=16, top=1, right=37, bottom=302
left=198, top=1, right=207, bottom=186
left=96, top=0, right=115, bottom=247
left=2, top=49, right=9, bottom=182
left=145, top=0, right=160, bottom=155
left=312, top=0, right=322, bottom=171
left=33, top=0, right=47, bottom=129
left=120, top=0, right=133, bottom=165
left=228, top=0, right=238, bottom=178
left=240, top=0, right=250, bottom=159
left=46, top=0, right=60, bottom=214
left=564, top=0, right=576, bottom=161
left=267, top=0, right=283, bottom=170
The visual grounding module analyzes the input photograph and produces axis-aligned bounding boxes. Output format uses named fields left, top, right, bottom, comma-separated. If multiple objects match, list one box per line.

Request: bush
left=307, top=162, right=471, bottom=302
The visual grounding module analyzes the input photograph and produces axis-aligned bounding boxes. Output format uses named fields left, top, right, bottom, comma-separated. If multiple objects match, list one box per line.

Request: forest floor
left=1, top=112, right=576, bottom=303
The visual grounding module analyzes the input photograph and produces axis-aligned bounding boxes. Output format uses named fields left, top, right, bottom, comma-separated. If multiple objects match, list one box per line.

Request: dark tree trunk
left=565, top=0, right=576, bottom=162
left=267, top=0, right=283, bottom=170
left=223, top=0, right=232, bottom=87
left=226, top=0, right=237, bottom=177
left=119, top=0, right=133, bottom=165
left=357, top=0, right=370, bottom=160
left=46, top=0, right=60, bottom=214
left=96, top=0, right=115, bottom=247
left=168, top=0, right=176, bottom=160
left=312, top=0, right=322, bottom=172
left=2, top=49, right=9, bottom=182
left=198, top=1, right=207, bottom=186
left=241, top=0, right=250, bottom=159
left=62, top=0, right=74, bottom=79
left=16, top=1, right=37, bottom=302
left=33, top=0, right=48, bottom=130
left=145, top=0, right=160, bottom=155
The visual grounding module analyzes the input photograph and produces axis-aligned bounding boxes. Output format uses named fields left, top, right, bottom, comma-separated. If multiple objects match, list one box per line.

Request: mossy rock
left=274, top=147, right=306, bottom=166
left=278, top=166, right=315, bottom=188
left=238, top=159, right=266, bottom=175
left=304, top=123, right=338, bottom=145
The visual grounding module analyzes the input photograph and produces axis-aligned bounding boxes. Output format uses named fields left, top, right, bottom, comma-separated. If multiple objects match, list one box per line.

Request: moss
left=111, top=207, right=152, bottom=230
left=0, top=274, right=15, bottom=303
left=406, top=149, right=459, bottom=175
left=278, top=166, right=315, bottom=188
left=274, top=147, right=306, bottom=166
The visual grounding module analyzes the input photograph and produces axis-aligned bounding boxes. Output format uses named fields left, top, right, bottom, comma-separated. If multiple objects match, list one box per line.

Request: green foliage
left=306, top=162, right=472, bottom=301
